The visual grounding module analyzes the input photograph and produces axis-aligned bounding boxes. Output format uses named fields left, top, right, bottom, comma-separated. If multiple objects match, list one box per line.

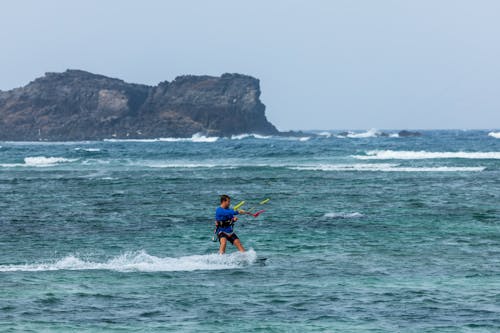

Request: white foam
left=231, top=134, right=251, bottom=140
left=392, top=166, right=486, bottom=172
left=229, top=134, right=311, bottom=141
left=281, top=136, right=312, bottom=141
left=182, top=133, right=219, bottom=143
left=324, top=212, right=365, bottom=219
left=289, top=163, right=398, bottom=171
left=354, top=150, right=500, bottom=160
left=104, top=138, right=157, bottom=143
left=24, top=156, right=76, bottom=166
left=317, top=131, right=332, bottom=138
left=0, top=249, right=258, bottom=272
left=288, top=163, right=485, bottom=172
left=0, top=141, right=94, bottom=146
left=488, top=131, right=500, bottom=139
left=81, top=159, right=111, bottom=166
left=134, top=160, right=286, bottom=169
left=0, top=156, right=77, bottom=168
left=122, top=161, right=487, bottom=172
left=346, top=129, right=380, bottom=138
left=230, top=134, right=273, bottom=140
left=74, top=148, right=101, bottom=152
left=104, top=133, right=219, bottom=143
left=145, top=162, right=221, bottom=169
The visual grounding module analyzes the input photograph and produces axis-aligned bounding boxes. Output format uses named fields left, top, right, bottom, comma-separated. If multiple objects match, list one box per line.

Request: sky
left=1, top=0, right=499, bottom=130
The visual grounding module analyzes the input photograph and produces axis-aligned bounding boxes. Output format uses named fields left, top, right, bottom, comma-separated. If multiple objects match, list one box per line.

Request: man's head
left=220, top=194, right=231, bottom=208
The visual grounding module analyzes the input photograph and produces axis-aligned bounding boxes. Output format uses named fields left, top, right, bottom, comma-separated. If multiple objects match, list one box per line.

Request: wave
left=140, top=161, right=384, bottom=171
left=348, top=128, right=380, bottom=138
left=0, top=249, right=258, bottom=272
left=317, top=131, right=332, bottom=138
left=74, top=147, right=101, bottom=152
left=1, top=157, right=487, bottom=172
left=488, top=131, right=500, bottom=139
left=353, top=150, right=500, bottom=160
left=104, top=133, right=219, bottom=143
left=324, top=212, right=364, bottom=219
left=340, top=129, right=381, bottom=138
left=387, top=166, right=485, bottom=172
left=335, top=130, right=409, bottom=138
left=288, top=163, right=485, bottom=172
left=230, top=134, right=311, bottom=141
left=24, top=156, right=77, bottom=166
left=230, top=134, right=273, bottom=140
left=144, top=162, right=223, bottom=169
left=290, top=163, right=397, bottom=171
left=0, top=156, right=77, bottom=168
left=0, top=141, right=94, bottom=145
left=116, top=160, right=487, bottom=172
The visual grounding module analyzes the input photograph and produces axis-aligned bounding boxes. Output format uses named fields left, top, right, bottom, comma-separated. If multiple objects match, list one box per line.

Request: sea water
left=1, top=130, right=499, bottom=332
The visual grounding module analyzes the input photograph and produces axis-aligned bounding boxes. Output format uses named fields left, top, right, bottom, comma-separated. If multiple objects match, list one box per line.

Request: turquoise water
left=1, top=130, right=499, bottom=332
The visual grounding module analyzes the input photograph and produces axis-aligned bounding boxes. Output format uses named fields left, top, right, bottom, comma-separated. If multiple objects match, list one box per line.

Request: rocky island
left=0, top=70, right=279, bottom=140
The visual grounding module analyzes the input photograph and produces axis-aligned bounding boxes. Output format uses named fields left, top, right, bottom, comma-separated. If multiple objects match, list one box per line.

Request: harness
left=216, top=219, right=234, bottom=228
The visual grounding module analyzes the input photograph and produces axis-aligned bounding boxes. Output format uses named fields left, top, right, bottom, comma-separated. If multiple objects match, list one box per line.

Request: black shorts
left=218, top=232, right=239, bottom=244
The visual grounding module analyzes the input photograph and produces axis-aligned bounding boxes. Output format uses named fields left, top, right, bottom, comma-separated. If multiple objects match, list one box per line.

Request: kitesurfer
left=215, top=194, right=247, bottom=254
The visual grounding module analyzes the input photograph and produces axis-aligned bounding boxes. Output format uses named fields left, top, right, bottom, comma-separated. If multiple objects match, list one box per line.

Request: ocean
left=1, top=130, right=499, bottom=332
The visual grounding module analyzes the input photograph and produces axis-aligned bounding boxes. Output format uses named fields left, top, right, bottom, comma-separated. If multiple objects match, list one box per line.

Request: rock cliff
left=0, top=70, right=278, bottom=140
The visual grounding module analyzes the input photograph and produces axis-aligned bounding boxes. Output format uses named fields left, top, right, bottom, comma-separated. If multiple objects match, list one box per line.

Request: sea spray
left=0, top=156, right=78, bottom=167
left=0, top=250, right=258, bottom=272
left=488, top=131, right=500, bottom=139
left=104, top=133, right=219, bottom=143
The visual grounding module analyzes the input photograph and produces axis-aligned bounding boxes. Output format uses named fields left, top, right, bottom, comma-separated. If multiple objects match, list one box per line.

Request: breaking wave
left=353, top=150, right=500, bottom=160
left=348, top=129, right=380, bottom=138
left=488, top=131, right=500, bottom=139
left=0, top=156, right=77, bottom=168
left=230, top=134, right=273, bottom=140
left=337, top=129, right=381, bottom=138
left=317, top=131, right=333, bottom=138
left=102, top=133, right=309, bottom=143
left=0, top=249, right=258, bottom=272
left=230, top=134, right=311, bottom=141
left=74, top=147, right=101, bottom=152
left=0, top=157, right=487, bottom=173
left=104, top=133, right=219, bottom=143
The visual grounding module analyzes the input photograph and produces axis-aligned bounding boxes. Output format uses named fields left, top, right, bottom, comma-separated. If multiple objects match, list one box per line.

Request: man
left=215, top=194, right=248, bottom=254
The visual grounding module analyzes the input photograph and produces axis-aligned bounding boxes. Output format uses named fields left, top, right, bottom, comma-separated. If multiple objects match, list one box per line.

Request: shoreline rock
left=0, top=70, right=278, bottom=141
left=398, top=130, right=422, bottom=137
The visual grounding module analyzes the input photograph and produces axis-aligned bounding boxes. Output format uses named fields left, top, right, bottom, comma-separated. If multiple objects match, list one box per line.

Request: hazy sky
left=1, top=0, right=499, bottom=130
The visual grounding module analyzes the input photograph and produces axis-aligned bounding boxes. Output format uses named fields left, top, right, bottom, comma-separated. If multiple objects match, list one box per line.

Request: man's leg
left=219, top=237, right=227, bottom=254
left=233, top=239, right=245, bottom=252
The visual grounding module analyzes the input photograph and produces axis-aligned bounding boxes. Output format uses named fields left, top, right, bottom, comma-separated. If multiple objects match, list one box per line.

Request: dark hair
left=220, top=194, right=231, bottom=203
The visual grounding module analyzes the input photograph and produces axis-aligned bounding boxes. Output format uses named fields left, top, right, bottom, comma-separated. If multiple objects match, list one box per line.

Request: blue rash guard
left=215, top=207, right=239, bottom=234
